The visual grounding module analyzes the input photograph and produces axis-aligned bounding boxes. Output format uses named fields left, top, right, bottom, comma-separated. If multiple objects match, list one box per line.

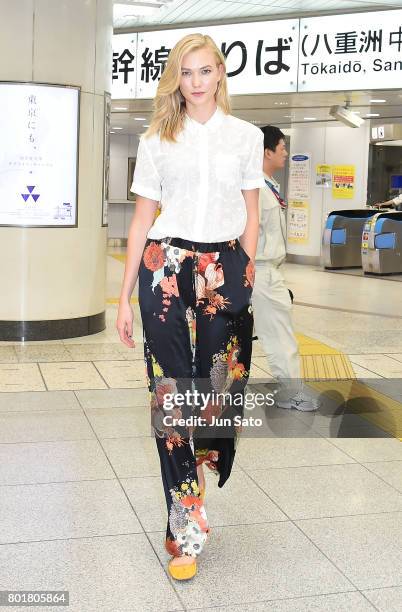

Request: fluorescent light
left=110, top=131, right=116, bottom=134
left=143, top=124, right=150, bottom=127
left=112, top=126, right=123, bottom=130
left=304, top=117, right=316, bottom=121
left=370, top=99, right=386, bottom=103
left=114, top=106, right=128, bottom=110
left=134, top=117, right=146, bottom=121
left=365, top=113, right=380, bottom=117
left=284, top=115, right=291, bottom=118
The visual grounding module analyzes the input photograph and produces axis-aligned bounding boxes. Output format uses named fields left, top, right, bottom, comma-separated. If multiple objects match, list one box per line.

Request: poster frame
left=102, top=91, right=111, bottom=227
left=0, top=80, right=80, bottom=229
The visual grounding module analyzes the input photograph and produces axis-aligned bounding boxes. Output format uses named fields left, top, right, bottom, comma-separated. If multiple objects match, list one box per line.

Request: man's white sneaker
left=276, top=391, right=320, bottom=412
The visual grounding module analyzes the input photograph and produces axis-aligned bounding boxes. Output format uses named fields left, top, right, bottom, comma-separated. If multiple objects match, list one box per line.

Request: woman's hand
left=116, top=299, right=135, bottom=348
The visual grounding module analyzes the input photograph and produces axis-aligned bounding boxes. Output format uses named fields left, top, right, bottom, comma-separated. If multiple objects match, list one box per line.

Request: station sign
left=113, top=20, right=300, bottom=98
left=298, top=10, right=402, bottom=92
left=112, top=33, right=137, bottom=99
left=112, top=8, right=402, bottom=98
left=370, top=123, right=402, bottom=142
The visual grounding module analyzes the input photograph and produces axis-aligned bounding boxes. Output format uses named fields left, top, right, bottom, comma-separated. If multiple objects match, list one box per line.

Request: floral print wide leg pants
left=138, top=237, right=254, bottom=558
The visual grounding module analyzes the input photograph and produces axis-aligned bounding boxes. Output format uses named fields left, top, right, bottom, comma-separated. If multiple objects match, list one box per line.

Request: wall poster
left=0, top=82, right=79, bottom=227
left=315, top=164, right=332, bottom=188
left=287, top=200, right=309, bottom=243
left=288, top=153, right=311, bottom=200
left=332, top=165, right=355, bottom=199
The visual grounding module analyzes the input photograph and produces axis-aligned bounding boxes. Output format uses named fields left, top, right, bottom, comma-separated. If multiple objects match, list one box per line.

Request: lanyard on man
left=264, top=178, right=288, bottom=245
left=264, top=178, right=287, bottom=210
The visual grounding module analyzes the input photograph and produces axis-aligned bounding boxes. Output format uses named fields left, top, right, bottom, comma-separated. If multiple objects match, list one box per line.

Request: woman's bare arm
left=116, top=196, right=158, bottom=346
left=240, top=188, right=260, bottom=261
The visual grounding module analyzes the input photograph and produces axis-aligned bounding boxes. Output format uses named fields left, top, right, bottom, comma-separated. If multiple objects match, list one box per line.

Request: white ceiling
left=113, top=0, right=402, bottom=31
left=111, top=89, right=402, bottom=135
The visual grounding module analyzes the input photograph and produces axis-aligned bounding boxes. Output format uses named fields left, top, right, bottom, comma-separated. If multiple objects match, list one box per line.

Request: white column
left=0, top=0, right=113, bottom=340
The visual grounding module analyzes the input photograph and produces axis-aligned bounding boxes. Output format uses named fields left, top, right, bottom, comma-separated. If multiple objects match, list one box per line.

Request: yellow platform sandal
left=168, top=557, right=197, bottom=580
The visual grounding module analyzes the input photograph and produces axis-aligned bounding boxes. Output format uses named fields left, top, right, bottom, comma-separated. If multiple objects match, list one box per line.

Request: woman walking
left=116, top=33, right=264, bottom=580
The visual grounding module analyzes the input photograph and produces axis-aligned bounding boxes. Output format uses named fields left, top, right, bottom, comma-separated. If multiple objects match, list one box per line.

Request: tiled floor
left=0, top=255, right=401, bottom=611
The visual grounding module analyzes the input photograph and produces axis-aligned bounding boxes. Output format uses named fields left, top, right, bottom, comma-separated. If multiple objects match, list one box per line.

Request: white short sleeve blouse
left=131, top=106, right=265, bottom=242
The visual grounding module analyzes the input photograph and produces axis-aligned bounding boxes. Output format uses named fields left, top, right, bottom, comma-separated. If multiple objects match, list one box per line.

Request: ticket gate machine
left=322, top=209, right=379, bottom=269
left=361, top=211, right=402, bottom=274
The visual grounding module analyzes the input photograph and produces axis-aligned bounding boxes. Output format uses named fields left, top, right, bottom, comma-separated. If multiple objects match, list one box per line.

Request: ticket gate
left=322, top=209, right=379, bottom=269
left=362, top=211, right=402, bottom=274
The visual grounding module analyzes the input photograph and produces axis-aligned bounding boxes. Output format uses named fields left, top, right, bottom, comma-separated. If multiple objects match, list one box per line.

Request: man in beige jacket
left=253, top=125, right=319, bottom=411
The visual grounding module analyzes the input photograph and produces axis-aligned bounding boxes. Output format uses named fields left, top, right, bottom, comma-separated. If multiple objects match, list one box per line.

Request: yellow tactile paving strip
left=108, top=254, right=136, bottom=304
left=110, top=254, right=127, bottom=263
left=307, top=380, right=402, bottom=441
left=108, top=253, right=401, bottom=440
left=295, top=333, right=402, bottom=440
left=107, top=297, right=138, bottom=304
left=296, top=333, right=356, bottom=380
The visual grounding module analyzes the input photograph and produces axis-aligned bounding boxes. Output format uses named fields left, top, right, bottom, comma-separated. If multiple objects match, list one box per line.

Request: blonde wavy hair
left=144, top=33, right=231, bottom=143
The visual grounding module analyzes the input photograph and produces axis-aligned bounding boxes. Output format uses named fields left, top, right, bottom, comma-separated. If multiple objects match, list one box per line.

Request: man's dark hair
left=260, top=125, right=285, bottom=153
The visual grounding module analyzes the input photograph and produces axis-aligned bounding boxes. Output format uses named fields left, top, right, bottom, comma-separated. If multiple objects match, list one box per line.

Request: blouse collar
left=184, top=106, right=225, bottom=133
